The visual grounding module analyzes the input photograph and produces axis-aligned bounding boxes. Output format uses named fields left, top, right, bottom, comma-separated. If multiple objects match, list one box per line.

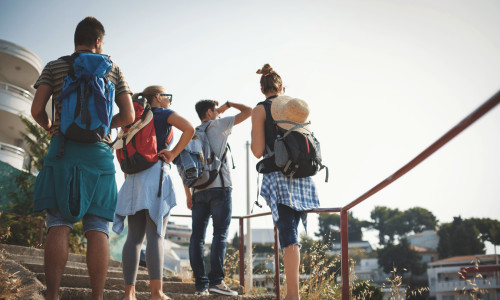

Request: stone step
left=0, top=243, right=122, bottom=267
left=5, top=253, right=125, bottom=273
left=58, top=287, right=276, bottom=300
left=21, top=261, right=151, bottom=280
left=37, top=273, right=229, bottom=294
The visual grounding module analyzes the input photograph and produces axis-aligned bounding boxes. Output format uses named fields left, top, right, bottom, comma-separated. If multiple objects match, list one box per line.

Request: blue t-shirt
left=152, top=107, right=175, bottom=152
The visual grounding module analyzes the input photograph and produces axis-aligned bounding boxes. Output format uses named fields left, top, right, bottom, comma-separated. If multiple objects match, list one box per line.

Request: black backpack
left=256, top=100, right=328, bottom=182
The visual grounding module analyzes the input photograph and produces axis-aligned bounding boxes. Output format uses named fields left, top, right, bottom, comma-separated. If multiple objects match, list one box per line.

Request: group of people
left=30, top=17, right=320, bottom=300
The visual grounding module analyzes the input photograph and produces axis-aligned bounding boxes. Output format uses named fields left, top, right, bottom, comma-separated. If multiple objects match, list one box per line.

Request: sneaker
left=209, top=281, right=238, bottom=296
left=195, top=289, right=210, bottom=296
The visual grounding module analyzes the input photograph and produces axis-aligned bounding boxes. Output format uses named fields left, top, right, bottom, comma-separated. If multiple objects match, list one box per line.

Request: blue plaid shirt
left=260, top=172, right=320, bottom=231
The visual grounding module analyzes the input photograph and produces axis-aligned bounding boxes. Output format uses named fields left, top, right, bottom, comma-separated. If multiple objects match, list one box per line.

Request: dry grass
left=0, top=250, right=22, bottom=300
left=455, top=258, right=490, bottom=299
left=299, top=242, right=342, bottom=300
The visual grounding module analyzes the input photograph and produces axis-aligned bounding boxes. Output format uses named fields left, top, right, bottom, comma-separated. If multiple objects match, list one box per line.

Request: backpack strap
left=275, top=120, right=312, bottom=137
left=158, top=160, right=164, bottom=197
left=257, top=97, right=279, bottom=156
left=53, top=54, right=82, bottom=158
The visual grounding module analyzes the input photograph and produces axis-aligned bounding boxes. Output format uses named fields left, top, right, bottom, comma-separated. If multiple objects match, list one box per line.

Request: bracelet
left=226, top=101, right=231, bottom=108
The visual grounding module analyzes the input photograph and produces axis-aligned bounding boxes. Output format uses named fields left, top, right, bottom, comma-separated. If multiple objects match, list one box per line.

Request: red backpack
left=114, top=98, right=159, bottom=174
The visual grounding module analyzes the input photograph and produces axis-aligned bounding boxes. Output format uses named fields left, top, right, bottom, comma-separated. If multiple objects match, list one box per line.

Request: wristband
left=226, top=101, right=231, bottom=108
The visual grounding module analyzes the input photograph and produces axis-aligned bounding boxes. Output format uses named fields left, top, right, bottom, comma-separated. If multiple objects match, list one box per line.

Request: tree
left=403, top=207, right=438, bottom=233
left=370, top=206, right=402, bottom=245
left=377, top=238, right=425, bottom=279
left=316, top=212, right=369, bottom=246
left=370, top=206, right=438, bottom=246
left=437, top=216, right=485, bottom=259
left=469, top=218, right=500, bottom=247
left=18, top=115, right=50, bottom=173
left=0, top=116, right=87, bottom=253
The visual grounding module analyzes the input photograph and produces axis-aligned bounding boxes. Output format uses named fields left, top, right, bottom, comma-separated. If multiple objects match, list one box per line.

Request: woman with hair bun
left=251, top=64, right=320, bottom=300
left=113, top=85, right=195, bottom=300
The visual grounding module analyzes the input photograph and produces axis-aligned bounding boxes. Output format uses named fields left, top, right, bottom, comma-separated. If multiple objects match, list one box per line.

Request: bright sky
left=2, top=0, right=499, bottom=253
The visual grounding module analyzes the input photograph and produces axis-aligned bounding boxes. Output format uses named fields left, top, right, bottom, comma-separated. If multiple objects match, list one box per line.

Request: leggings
left=122, top=209, right=168, bottom=285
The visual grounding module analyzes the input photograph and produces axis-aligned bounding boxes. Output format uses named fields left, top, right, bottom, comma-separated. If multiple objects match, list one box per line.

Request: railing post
left=341, top=209, right=350, bottom=300
left=274, top=225, right=280, bottom=300
left=239, top=218, right=245, bottom=290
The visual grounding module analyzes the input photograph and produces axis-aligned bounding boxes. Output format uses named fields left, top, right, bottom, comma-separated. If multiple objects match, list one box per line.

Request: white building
left=329, top=240, right=373, bottom=255
left=165, top=221, right=191, bottom=244
left=354, top=258, right=388, bottom=283
left=407, top=230, right=439, bottom=252
left=427, top=254, right=500, bottom=300
left=0, top=39, right=42, bottom=171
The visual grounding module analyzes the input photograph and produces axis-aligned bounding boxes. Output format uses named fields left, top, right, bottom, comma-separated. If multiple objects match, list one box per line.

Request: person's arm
left=217, top=101, right=251, bottom=125
left=250, top=105, right=266, bottom=158
left=158, top=112, right=195, bottom=163
left=184, top=185, right=193, bottom=210
left=31, top=84, right=53, bottom=131
left=111, top=93, right=134, bottom=128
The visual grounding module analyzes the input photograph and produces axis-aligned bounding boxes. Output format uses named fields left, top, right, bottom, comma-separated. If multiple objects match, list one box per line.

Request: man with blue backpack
left=30, top=17, right=134, bottom=300
left=183, top=100, right=251, bottom=296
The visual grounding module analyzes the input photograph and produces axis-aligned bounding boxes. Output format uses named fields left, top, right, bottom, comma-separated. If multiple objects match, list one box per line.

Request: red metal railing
left=2, top=90, right=498, bottom=299
left=175, top=89, right=500, bottom=299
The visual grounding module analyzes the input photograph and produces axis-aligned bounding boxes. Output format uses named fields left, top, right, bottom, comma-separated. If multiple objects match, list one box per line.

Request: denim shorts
left=46, top=209, right=110, bottom=236
left=276, top=204, right=301, bottom=249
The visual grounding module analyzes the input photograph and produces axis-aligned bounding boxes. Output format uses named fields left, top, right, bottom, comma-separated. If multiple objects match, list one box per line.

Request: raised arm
left=112, top=93, right=134, bottom=128
left=217, top=101, right=251, bottom=125
left=250, top=104, right=266, bottom=158
left=159, top=112, right=195, bottom=163
left=31, top=84, right=53, bottom=131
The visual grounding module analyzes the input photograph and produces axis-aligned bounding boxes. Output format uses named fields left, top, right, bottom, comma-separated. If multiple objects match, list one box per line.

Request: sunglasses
left=160, top=93, right=173, bottom=103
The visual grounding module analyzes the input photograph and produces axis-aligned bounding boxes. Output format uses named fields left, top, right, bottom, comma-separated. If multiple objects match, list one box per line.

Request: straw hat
left=270, top=95, right=311, bottom=134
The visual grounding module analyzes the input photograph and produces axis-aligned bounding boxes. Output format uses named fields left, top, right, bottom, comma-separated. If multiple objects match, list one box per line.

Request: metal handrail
left=172, top=89, right=500, bottom=299
left=2, top=90, right=498, bottom=299
left=338, top=89, right=500, bottom=299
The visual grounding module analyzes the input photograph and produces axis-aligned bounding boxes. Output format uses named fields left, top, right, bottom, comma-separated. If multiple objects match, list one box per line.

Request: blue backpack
left=173, top=121, right=230, bottom=189
left=55, top=52, right=115, bottom=143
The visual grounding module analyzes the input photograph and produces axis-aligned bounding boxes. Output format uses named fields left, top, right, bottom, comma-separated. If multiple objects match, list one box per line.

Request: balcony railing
left=0, top=81, right=34, bottom=100
left=436, top=278, right=500, bottom=292
left=0, top=81, right=34, bottom=119
left=1, top=89, right=499, bottom=299
left=0, top=142, right=27, bottom=170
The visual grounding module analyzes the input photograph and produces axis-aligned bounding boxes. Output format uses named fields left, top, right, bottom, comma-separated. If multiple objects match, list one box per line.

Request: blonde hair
left=132, top=85, right=164, bottom=104
left=256, top=64, right=282, bottom=94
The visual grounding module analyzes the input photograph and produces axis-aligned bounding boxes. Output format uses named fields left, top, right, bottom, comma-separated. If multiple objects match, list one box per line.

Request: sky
left=1, top=0, right=499, bottom=254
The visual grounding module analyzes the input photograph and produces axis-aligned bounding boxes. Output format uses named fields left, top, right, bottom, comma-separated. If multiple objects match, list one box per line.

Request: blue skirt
left=112, top=160, right=177, bottom=237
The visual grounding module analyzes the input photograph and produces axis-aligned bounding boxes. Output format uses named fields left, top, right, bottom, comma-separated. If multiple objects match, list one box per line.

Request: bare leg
left=124, top=285, right=136, bottom=300
left=150, top=279, right=169, bottom=300
left=283, top=244, right=300, bottom=300
left=86, top=230, right=109, bottom=300
left=44, top=225, right=71, bottom=300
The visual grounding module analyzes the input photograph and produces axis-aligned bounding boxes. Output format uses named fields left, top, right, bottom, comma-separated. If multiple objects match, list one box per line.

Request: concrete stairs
left=0, top=243, right=275, bottom=299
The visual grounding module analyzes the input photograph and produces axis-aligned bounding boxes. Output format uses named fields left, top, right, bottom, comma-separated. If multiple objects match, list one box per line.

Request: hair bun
left=256, top=64, right=274, bottom=76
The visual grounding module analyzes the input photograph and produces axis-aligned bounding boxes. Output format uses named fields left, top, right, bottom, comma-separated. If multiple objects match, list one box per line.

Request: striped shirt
left=260, top=171, right=320, bottom=230
left=34, top=51, right=132, bottom=136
